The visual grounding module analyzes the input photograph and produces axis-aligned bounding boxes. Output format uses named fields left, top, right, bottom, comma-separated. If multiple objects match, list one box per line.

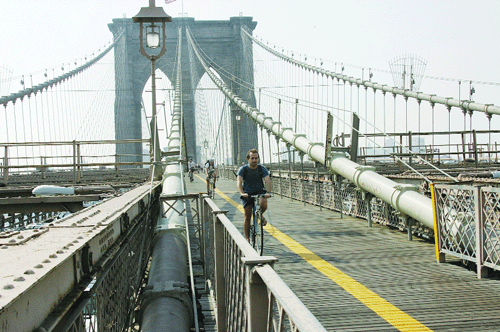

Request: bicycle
left=188, top=167, right=195, bottom=182
left=207, top=171, right=216, bottom=199
left=249, top=193, right=272, bottom=255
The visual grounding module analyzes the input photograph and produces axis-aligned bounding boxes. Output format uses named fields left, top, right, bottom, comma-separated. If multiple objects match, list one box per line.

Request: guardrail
left=200, top=195, right=326, bottom=331
left=432, top=183, right=500, bottom=278
left=0, top=139, right=151, bottom=185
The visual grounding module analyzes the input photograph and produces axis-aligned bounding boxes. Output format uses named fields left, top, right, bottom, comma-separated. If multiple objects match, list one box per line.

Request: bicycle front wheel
left=255, top=210, right=264, bottom=255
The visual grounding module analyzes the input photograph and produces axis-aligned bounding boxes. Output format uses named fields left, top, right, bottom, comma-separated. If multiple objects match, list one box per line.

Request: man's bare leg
left=244, top=205, right=253, bottom=241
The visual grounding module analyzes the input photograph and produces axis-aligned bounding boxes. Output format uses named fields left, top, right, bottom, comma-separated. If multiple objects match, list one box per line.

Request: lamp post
left=133, top=0, right=172, bottom=180
left=203, top=139, right=208, bottom=163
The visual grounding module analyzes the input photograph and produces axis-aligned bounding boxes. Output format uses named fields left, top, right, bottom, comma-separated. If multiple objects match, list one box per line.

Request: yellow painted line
left=218, top=189, right=433, bottom=332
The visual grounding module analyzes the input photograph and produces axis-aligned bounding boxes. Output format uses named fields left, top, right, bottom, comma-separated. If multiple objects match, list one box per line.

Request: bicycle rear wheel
left=210, top=179, right=215, bottom=198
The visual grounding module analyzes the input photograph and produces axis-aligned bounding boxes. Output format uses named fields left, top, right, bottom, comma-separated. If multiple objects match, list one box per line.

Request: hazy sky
left=1, top=0, right=500, bottom=103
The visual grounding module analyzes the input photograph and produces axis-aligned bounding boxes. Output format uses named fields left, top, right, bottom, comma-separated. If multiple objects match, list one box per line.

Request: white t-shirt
left=205, top=161, right=217, bottom=171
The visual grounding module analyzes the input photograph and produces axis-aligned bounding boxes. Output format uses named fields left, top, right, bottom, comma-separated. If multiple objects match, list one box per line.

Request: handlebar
left=248, top=194, right=273, bottom=198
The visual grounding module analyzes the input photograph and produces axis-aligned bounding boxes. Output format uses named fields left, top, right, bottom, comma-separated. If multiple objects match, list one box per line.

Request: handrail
left=202, top=196, right=326, bottom=331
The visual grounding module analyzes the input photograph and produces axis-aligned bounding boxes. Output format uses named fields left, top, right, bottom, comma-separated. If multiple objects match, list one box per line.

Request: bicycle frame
left=249, top=194, right=267, bottom=255
left=207, top=172, right=216, bottom=199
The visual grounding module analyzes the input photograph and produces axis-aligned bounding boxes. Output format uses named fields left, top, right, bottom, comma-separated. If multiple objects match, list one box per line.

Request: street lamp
left=203, top=139, right=208, bottom=162
left=133, top=0, right=172, bottom=180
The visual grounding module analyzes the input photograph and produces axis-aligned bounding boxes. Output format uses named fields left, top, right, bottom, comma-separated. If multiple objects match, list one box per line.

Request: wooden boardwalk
left=187, top=174, right=500, bottom=332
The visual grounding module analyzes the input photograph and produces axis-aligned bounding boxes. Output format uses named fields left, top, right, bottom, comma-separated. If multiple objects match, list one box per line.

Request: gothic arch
left=108, top=16, right=258, bottom=165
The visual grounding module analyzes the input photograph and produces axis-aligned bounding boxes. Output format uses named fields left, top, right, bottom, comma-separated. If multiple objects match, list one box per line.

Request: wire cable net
left=1, top=34, right=122, bottom=169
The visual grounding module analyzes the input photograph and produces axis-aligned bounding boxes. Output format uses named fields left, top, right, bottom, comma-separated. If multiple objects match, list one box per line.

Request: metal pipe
left=141, top=26, right=194, bottom=331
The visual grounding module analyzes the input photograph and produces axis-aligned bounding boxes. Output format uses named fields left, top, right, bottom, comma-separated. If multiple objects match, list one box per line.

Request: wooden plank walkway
left=186, top=174, right=500, bottom=331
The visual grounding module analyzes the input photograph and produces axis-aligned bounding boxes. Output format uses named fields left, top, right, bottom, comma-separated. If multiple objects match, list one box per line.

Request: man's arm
left=263, top=175, right=272, bottom=197
left=237, top=175, right=247, bottom=197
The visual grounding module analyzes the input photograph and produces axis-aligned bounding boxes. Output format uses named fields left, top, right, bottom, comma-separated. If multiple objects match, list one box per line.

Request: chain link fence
left=433, top=183, right=500, bottom=278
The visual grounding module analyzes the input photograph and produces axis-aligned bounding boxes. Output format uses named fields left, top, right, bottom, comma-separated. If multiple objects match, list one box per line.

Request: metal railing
left=1, top=139, right=151, bottom=185
left=54, top=190, right=160, bottom=332
left=432, top=183, right=500, bottom=278
left=220, top=165, right=434, bottom=240
left=200, top=195, right=326, bottom=331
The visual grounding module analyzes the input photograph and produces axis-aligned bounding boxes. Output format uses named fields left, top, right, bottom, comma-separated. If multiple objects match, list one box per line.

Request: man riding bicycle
left=188, top=158, right=196, bottom=182
left=237, top=149, right=272, bottom=242
left=205, top=159, right=217, bottom=195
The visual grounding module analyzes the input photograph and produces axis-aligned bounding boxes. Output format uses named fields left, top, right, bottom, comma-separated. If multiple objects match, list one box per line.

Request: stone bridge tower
left=108, top=16, right=258, bottom=166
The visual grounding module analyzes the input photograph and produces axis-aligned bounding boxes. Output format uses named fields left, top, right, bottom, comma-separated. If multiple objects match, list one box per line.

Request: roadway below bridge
left=186, top=171, right=500, bottom=331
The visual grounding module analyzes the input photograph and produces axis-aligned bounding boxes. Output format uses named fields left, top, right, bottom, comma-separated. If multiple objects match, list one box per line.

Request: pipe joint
left=394, top=184, right=419, bottom=193
left=143, top=281, right=189, bottom=300
left=306, top=142, right=324, bottom=158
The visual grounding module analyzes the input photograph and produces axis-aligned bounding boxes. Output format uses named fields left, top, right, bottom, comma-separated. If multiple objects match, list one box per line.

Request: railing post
left=300, top=151, right=305, bottom=206
left=77, top=142, right=81, bottom=183
left=3, top=146, right=8, bottom=185
left=365, top=192, right=373, bottom=227
left=474, top=186, right=488, bottom=278
left=316, top=162, right=322, bottom=211
left=287, top=143, right=292, bottom=201
left=72, top=140, right=77, bottom=184
left=336, top=174, right=343, bottom=219
left=276, top=136, right=282, bottom=198
left=212, top=210, right=227, bottom=331
left=404, top=215, right=412, bottom=241
left=242, top=256, right=278, bottom=332
left=472, top=129, right=478, bottom=168
left=430, top=183, right=446, bottom=263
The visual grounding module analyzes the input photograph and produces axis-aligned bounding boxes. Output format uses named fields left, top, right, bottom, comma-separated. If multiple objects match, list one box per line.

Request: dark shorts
left=241, top=190, right=267, bottom=208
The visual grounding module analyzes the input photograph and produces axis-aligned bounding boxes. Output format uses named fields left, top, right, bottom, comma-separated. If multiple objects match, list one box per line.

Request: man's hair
left=246, top=149, right=259, bottom=160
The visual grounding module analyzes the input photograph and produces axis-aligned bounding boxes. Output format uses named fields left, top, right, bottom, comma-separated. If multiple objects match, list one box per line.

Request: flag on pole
left=165, top=0, right=177, bottom=4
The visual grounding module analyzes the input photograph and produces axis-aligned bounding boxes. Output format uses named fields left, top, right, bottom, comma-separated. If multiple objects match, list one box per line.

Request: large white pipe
left=141, top=27, right=194, bottom=332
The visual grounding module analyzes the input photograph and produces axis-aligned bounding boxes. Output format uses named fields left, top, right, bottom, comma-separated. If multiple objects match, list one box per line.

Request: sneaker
left=260, top=216, right=267, bottom=226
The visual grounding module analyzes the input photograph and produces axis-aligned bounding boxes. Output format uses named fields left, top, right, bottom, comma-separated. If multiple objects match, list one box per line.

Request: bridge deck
left=187, top=173, right=500, bottom=331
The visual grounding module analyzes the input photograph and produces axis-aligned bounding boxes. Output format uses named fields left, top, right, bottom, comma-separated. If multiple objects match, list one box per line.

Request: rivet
left=77, top=236, right=84, bottom=239
left=1, top=246, right=8, bottom=249
left=49, top=254, right=57, bottom=259
left=34, top=264, right=44, bottom=269
left=14, top=277, right=25, bottom=282
left=73, top=240, right=79, bottom=243
left=42, top=259, right=51, bottom=263
left=8, top=239, right=16, bottom=243
left=56, top=250, right=64, bottom=254
left=3, top=284, right=14, bottom=290
left=71, top=223, right=77, bottom=227
left=24, top=270, right=35, bottom=275
left=17, top=235, right=24, bottom=239
left=67, top=243, right=74, bottom=247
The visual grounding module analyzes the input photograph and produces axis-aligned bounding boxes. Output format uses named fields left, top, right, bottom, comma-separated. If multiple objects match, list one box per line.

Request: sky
left=1, top=1, right=499, bottom=83
left=1, top=0, right=500, bottom=118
